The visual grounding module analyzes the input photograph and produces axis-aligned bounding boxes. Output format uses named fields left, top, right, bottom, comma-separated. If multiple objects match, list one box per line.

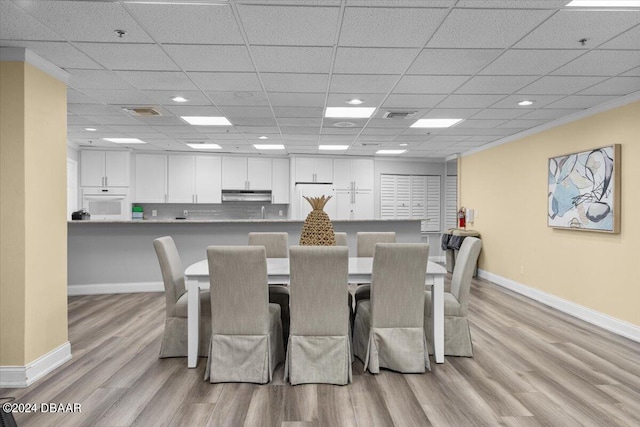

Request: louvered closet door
left=380, top=175, right=396, bottom=219
left=445, top=175, right=458, bottom=230
left=424, top=176, right=441, bottom=232
left=411, top=175, right=426, bottom=219
left=396, top=176, right=411, bottom=219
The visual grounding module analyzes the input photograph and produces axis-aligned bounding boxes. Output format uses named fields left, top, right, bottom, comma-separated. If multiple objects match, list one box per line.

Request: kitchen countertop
left=68, top=218, right=423, bottom=224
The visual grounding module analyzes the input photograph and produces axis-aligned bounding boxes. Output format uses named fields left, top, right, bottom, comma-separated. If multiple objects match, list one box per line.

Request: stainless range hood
left=221, top=190, right=272, bottom=202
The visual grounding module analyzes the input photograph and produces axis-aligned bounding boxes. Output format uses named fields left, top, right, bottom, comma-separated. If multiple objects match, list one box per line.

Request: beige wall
left=460, top=101, right=640, bottom=326
left=0, top=61, right=68, bottom=366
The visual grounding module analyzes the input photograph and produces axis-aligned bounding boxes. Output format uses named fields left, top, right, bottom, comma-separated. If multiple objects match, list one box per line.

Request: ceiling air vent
left=122, top=107, right=161, bottom=117
left=359, top=142, right=381, bottom=146
left=383, top=111, right=416, bottom=119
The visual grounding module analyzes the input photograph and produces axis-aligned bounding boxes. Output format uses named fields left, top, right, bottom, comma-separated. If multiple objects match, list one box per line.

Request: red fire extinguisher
left=458, top=207, right=466, bottom=229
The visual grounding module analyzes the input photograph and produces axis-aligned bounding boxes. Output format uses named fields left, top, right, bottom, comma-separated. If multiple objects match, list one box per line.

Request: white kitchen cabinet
left=294, top=157, right=333, bottom=183
left=222, top=157, right=272, bottom=190
left=135, top=154, right=167, bottom=203
left=167, top=155, right=195, bottom=203
left=271, top=158, right=290, bottom=204
left=81, top=150, right=129, bottom=187
left=333, top=158, right=374, bottom=219
left=195, top=156, right=222, bottom=203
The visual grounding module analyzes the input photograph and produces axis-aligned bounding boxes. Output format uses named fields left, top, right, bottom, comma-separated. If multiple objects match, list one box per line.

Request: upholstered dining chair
left=248, top=232, right=290, bottom=348
left=353, top=243, right=431, bottom=374
left=334, top=232, right=348, bottom=247
left=153, top=236, right=211, bottom=358
left=204, top=246, right=284, bottom=383
left=285, top=246, right=351, bottom=385
left=424, top=236, right=482, bottom=357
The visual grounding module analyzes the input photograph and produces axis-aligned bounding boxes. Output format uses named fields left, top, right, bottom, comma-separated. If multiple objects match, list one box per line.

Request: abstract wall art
left=548, top=144, right=620, bottom=233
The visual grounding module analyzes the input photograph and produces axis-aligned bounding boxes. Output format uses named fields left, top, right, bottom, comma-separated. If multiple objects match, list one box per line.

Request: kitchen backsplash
left=134, top=202, right=289, bottom=220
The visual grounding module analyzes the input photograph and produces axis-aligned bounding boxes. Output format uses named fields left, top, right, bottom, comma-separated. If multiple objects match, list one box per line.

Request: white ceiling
left=1, top=0, right=639, bottom=159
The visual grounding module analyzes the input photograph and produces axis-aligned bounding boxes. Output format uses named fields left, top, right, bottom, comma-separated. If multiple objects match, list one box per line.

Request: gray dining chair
left=285, top=246, right=351, bottom=385
left=424, top=237, right=482, bottom=357
left=248, top=232, right=290, bottom=349
left=353, top=243, right=431, bottom=373
left=334, top=232, right=348, bottom=247
left=153, top=236, right=211, bottom=358
left=204, top=246, right=284, bottom=383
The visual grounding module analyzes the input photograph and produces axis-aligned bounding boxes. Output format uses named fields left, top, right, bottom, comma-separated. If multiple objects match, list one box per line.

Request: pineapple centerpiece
left=299, top=195, right=336, bottom=246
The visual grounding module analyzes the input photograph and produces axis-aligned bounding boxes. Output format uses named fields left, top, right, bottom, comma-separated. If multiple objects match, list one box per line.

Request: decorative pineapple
left=299, top=195, right=336, bottom=246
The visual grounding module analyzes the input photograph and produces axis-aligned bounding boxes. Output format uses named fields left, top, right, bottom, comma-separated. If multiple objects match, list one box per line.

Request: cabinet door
left=104, top=151, right=130, bottom=187
left=424, top=176, right=441, bottom=232
left=222, top=157, right=248, bottom=190
left=247, top=158, right=272, bottom=190
left=334, top=190, right=352, bottom=220
left=80, top=151, right=105, bottom=187
left=271, top=158, right=290, bottom=204
left=135, top=154, right=167, bottom=203
left=314, top=158, right=333, bottom=183
left=195, top=156, right=221, bottom=203
left=167, top=155, right=195, bottom=203
left=294, top=157, right=315, bottom=183
left=353, top=190, right=374, bottom=219
left=333, top=159, right=351, bottom=190
left=351, top=159, right=374, bottom=190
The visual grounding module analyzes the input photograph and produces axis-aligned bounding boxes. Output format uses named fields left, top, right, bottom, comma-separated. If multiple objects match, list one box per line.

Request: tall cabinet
left=333, top=158, right=374, bottom=220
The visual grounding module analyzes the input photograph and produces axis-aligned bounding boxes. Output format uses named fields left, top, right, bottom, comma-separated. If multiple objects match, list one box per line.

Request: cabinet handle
left=195, top=194, right=198, bottom=203
left=105, top=176, right=108, bottom=187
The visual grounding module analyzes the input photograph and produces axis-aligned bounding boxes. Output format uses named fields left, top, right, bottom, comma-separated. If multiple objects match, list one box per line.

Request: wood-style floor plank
left=3, top=273, right=640, bottom=427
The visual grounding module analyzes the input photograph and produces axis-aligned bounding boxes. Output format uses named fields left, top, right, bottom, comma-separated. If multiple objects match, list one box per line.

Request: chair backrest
left=334, top=232, right=348, bottom=247
left=356, top=232, right=396, bottom=257
left=248, top=232, right=289, bottom=258
left=289, top=246, right=349, bottom=336
left=370, top=243, right=429, bottom=328
left=207, top=246, right=269, bottom=335
left=153, top=236, right=185, bottom=316
left=450, top=237, right=482, bottom=313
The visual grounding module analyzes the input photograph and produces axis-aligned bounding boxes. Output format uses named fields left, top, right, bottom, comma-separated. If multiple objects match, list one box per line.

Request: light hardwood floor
left=3, top=277, right=639, bottom=427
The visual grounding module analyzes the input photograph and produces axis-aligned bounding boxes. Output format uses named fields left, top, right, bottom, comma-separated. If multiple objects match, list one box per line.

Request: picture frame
left=548, top=144, right=620, bottom=233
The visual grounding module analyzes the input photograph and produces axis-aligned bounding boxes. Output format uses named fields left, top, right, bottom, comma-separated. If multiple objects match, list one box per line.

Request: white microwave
left=81, top=188, right=130, bottom=220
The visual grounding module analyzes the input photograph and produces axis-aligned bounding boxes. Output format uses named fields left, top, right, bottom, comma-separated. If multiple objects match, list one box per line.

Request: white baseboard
left=0, top=342, right=72, bottom=388
left=478, top=269, right=640, bottom=343
left=68, top=281, right=164, bottom=296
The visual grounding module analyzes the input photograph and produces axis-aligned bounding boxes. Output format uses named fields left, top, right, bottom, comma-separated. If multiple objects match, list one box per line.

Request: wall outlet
left=183, top=210, right=188, bottom=217
left=279, top=210, right=283, bottom=217
left=152, top=210, right=157, bottom=217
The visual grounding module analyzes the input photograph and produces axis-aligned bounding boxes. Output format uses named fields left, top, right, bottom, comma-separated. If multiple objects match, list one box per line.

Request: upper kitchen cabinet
left=271, top=158, right=290, bottom=204
left=135, top=154, right=167, bottom=203
left=294, top=157, right=333, bottom=183
left=80, top=150, right=130, bottom=187
left=167, top=155, right=221, bottom=204
left=222, top=157, right=272, bottom=190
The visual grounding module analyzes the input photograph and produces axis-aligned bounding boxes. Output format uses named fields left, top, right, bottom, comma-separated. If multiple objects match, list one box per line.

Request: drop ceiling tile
left=360, top=127, right=404, bottom=135
left=142, top=90, right=213, bottom=106
left=469, top=109, right=526, bottom=120
left=105, top=125, right=156, bottom=134
left=326, top=93, right=386, bottom=106
left=321, top=127, right=363, bottom=135
left=339, top=7, right=447, bottom=48
left=427, top=9, right=552, bottom=48
left=188, top=72, right=263, bottom=91
left=334, top=47, right=419, bottom=74
left=268, top=93, right=326, bottom=107
left=437, top=94, right=506, bottom=109
left=455, top=0, right=568, bottom=7
left=67, top=104, right=126, bottom=116
left=498, top=119, right=551, bottom=129
left=230, top=117, right=278, bottom=126
left=163, top=45, right=254, bottom=72
left=75, top=43, right=179, bottom=71
left=238, top=5, right=339, bottom=46
left=518, top=76, right=607, bottom=95
left=407, top=49, right=503, bottom=75
left=67, top=89, right=100, bottom=104
left=479, top=49, right=584, bottom=76
left=261, top=73, right=329, bottom=93
left=68, top=70, right=133, bottom=90
left=81, top=90, right=154, bottom=105
left=283, top=134, right=319, bottom=141
left=367, top=119, right=414, bottom=128
left=67, top=116, right=102, bottom=126
left=465, top=135, right=498, bottom=142
left=0, top=1, right=63, bottom=41
left=382, top=94, right=447, bottom=109
left=455, top=119, right=508, bottom=129
left=115, top=71, right=198, bottom=91
left=319, top=135, right=356, bottom=142
left=394, top=75, right=470, bottom=94
left=546, top=95, right=618, bottom=109
left=78, top=115, right=144, bottom=126
left=623, top=66, right=640, bottom=77
left=281, top=127, right=321, bottom=135
left=456, top=76, right=539, bottom=95
left=330, top=74, right=399, bottom=93
left=1, top=41, right=102, bottom=69
left=421, top=109, right=482, bottom=119
left=216, top=106, right=274, bottom=119
left=517, top=108, right=582, bottom=120
left=251, top=46, right=333, bottom=73
left=125, top=3, right=244, bottom=44
left=489, top=94, right=565, bottom=109
left=277, top=118, right=322, bottom=127
left=17, top=1, right=153, bottom=43
left=355, top=134, right=397, bottom=141
left=445, top=127, right=517, bottom=136
left=599, top=25, right=640, bottom=50
left=515, top=11, right=640, bottom=49
left=138, top=116, right=188, bottom=127
left=164, top=105, right=223, bottom=116
left=206, top=91, right=268, bottom=107
left=273, top=107, right=324, bottom=118
left=552, top=50, right=640, bottom=76
left=578, top=76, right=640, bottom=95
left=152, top=126, right=202, bottom=135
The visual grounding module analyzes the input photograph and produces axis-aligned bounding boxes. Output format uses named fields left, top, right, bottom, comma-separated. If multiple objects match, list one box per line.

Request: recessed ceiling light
left=258, top=136, right=268, bottom=140
left=171, top=96, right=189, bottom=103
left=518, top=100, right=534, bottom=106
left=253, top=144, right=285, bottom=150
left=181, top=116, right=232, bottom=126
left=85, top=128, right=97, bottom=132
left=410, top=118, right=463, bottom=128
left=346, top=98, right=364, bottom=105
left=566, top=1, right=640, bottom=7
left=376, top=149, right=407, bottom=155
left=103, top=138, right=147, bottom=144
left=333, top=121, right=356, bottom=128
left=319, top=145, right=349, bottom=151
left=325, top=107, right=376, bottom=118
left=187, top=143, right=221, bottom=150
left=399, top=143, right=408, bottom=147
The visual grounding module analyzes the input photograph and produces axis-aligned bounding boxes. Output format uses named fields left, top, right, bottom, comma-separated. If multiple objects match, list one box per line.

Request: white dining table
left=184, top=257, right=447, bottom=368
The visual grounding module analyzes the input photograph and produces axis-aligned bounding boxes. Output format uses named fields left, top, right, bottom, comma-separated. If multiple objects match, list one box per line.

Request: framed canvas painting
left=548, top=144, right=620, bottom=233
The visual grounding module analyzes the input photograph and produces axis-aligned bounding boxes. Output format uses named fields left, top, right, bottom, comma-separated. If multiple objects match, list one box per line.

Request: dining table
left=185, top=257, right=447, bottom=368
